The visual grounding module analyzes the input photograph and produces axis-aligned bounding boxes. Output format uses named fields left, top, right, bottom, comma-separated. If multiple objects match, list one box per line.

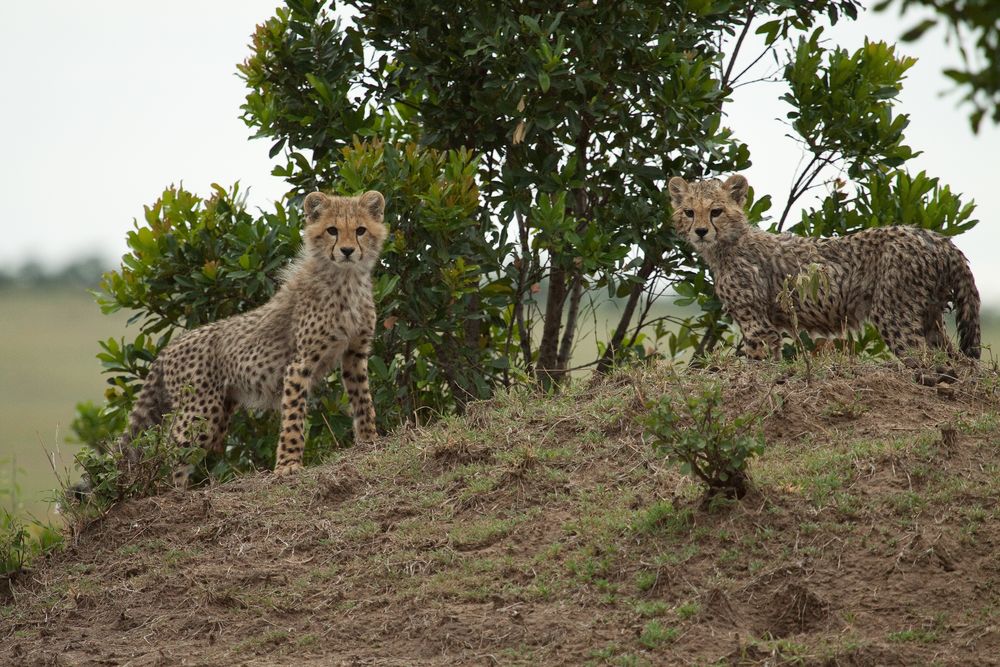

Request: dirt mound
left=3, top=356, right=1000, bottom=665
left=758, top=582, right=830, bottom=638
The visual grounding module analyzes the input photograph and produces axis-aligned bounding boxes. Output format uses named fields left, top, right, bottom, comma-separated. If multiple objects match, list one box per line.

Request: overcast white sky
left=1, top=2, right=997, bottom=301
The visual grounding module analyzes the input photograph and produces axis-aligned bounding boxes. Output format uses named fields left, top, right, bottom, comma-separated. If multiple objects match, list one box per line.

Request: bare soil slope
left=3, top=357, right=1000, bottom=666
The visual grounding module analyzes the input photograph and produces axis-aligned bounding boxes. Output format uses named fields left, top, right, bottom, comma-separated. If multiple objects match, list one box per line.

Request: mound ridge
left=3, top=357, right=1000, bottom=666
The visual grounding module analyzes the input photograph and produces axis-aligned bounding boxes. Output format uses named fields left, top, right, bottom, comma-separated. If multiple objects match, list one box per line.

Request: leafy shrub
left=644, top=384, right=765, bottom=499
left=71, top=184, right=299, bottom=474
left=66, top=421, right=205, bottom=519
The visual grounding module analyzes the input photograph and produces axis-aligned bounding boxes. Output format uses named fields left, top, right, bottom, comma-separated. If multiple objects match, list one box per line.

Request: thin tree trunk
left=536, top=124, right=590, bottom=388
left=595, top=255, right=658, bottom=375
left=510, top=209, right=534, bottom=374
left=438, top=331, right=474, bottom=412
left=463, top=294, right=482, bottom=348
left=690, top=310, right=725, bottom=366
left=535, top=266, right=568, bottom=388
left=556, top=272, right=585, bottom=373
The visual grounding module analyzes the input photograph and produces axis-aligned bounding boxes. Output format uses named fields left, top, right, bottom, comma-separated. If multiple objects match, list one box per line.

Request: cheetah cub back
left=123, top=190, right=388, bottom=483
left=668, top=174, right=980, bottom=374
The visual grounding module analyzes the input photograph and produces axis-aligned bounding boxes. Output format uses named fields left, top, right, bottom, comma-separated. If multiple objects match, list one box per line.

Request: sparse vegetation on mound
left=3, top=356, right=1000, bottom=665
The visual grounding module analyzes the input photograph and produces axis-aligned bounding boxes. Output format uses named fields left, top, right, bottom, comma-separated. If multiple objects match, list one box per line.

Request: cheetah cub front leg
left=274, top=354, right=321, bottom=476
left=342, top=337, right=378, bottom=444
left=273, top=337, right=377, bottom=474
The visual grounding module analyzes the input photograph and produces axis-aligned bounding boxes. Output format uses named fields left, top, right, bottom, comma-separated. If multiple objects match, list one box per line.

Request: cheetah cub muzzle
left=668, top=174, right=980, bottom=379
left=122, top=190, right=388, bottom=485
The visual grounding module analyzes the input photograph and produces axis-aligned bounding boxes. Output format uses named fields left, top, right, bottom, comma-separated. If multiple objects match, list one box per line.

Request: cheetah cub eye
left=326, top=227, right=338, bottom=236
left=710, top=208, right=723, bottom=218
left=684, top=209, right=694, bottom=218
left=356, top=227, right=367, bottom=237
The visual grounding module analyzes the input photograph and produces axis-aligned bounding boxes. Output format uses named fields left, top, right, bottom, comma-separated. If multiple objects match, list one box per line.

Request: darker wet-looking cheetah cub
left=668, top=174, right=980, bottom=375
left=124, top=190, right=387, bottom=483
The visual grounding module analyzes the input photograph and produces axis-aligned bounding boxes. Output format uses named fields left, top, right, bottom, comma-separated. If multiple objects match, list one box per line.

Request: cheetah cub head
left=302, top=190, right=387, bottom=272
left=667, top=174, right=749, bottom=253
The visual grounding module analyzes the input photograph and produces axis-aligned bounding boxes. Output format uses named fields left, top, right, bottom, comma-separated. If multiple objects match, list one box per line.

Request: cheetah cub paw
left=274, top=461, right=304, bottom=477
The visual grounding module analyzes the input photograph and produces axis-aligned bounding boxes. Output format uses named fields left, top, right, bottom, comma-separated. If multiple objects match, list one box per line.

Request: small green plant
left=635, top=570, right=659, bottom=593
left=0, top=462, right=62, bottom=578
left=675, top=600, right=701, bottom=620
left=0, top=510, right=62, bottom=577
left=638, top=620, right=679, bottom=649
left=644, top=383, right=765, bottom=499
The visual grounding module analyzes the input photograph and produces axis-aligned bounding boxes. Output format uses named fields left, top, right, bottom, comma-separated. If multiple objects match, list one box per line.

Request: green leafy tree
left=73, top=0, right=979, bottom=479
left=240, top=0, right=770, bottom=385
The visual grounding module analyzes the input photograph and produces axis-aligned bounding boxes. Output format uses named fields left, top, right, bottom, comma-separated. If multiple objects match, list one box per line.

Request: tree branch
left=721, top=3, right=758, bottom=90
left=776, top=152, right=832, bottom=231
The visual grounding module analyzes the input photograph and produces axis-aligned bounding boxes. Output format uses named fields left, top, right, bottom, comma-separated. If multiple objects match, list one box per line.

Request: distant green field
left=0, top=288, right=129, bottom=520
left=2, top=287, right=998, bottom=521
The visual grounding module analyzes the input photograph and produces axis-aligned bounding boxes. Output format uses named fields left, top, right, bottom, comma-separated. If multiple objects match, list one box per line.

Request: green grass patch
left=675, top=600, right=701, bottom=620
left=634, top=600, right=668, bottom=617
left=638, top=620, right=678, bottom=648
left=631, top=500, right=693, bottom=536
left=450, top=517, right=517, bottom=550
left=887, top=628, right=939, bottom=644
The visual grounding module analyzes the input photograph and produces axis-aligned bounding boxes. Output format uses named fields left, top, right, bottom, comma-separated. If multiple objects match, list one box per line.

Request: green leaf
left=900, top=19, right=936, bottom=42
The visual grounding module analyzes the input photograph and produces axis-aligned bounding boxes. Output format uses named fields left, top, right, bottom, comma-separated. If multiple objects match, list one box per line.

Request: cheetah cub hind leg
left=172, top=464, right=195, bottom=489
left=166, top=393, right=232, bottom=490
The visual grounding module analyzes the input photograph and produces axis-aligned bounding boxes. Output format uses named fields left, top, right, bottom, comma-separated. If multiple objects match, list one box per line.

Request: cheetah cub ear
left=722, top=174, right=749, bottom=207
left=304, top=191, right=330, bottom=218
left=359, top=190, right=385, bottom=221
left=667, top=177, right=688, bottom=207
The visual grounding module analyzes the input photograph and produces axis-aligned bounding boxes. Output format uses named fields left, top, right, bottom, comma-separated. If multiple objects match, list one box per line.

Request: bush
left=644, top=383, right=765, bottom=499
left=66, top=422, right=205, bottom=520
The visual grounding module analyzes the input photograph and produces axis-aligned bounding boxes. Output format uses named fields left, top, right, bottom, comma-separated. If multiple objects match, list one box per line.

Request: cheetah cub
left=668, top=175, right=980, bottom=373
left=124, top=190, right=387, bottom=482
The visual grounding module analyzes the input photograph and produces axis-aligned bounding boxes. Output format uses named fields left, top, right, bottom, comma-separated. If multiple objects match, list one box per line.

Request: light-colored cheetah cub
left=124, top=190, right=387, bottom=482
left=668, top=175, right=980, bottom=372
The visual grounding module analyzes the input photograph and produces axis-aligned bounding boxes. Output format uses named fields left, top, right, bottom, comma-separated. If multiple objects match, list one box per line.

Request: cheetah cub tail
left=122, top=361, right=170, bottom=445
left=68, top=362, right=169, bottom=503
left=951, top=252, right=981, bottom=359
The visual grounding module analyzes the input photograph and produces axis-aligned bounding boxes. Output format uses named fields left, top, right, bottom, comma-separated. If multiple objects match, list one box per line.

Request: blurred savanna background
left=2, top=0, right=999, bottom=524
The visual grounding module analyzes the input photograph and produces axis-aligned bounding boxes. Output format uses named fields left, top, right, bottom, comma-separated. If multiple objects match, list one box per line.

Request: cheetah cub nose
left=695, top=228, right=709, bottom=238
left=341, top=247, right=355, bottom=257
